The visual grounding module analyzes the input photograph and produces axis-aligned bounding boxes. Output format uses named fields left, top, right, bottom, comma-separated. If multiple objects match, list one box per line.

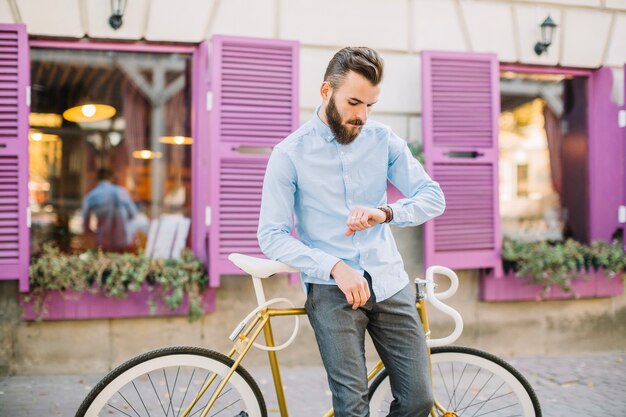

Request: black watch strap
left=377, top=205, right=393, bottom=223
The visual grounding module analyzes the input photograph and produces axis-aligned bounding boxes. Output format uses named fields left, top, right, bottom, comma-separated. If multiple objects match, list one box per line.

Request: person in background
left=258, top=47, right=445, bottom=416
left=82, top=167, right=138, bottom=251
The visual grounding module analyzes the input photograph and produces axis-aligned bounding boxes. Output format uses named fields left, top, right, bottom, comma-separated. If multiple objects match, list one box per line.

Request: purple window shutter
left=587, top=67, right=624, bottom=241
left=208, top=35, right=299, bottom=287
left=0, top=24, right=29, bottom=292
left=422, top=51, right=502, bottom=275
left=192, top=40, right=210, bottom=264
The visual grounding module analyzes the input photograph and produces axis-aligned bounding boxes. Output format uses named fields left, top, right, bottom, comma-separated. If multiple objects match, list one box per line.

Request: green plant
left=501, top=237, right=625, bottom=292
left=408, top=142, right=425, bottom=164
left=26, top=243, right=208, bottom=320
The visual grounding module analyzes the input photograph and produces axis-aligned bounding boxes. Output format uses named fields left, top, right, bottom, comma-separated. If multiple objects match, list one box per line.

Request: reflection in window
left=29, top=49, right=192, bottom=256
left=499, top=81, right=565, bottom=242
left=516, top=164, right=529, bottom=198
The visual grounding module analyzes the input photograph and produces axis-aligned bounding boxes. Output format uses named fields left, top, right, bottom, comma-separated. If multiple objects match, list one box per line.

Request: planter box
left=20, top=286, right=216, bottom=321
left=480, top=269, right=623, bottom=302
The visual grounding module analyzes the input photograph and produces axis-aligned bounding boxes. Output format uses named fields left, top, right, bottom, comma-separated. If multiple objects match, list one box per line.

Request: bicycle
left=76, top=253, right=542, bottom=417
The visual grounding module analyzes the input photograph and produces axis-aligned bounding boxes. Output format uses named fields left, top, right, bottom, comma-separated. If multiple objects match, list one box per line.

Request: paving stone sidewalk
left=0, top=351, right=624, bottom=416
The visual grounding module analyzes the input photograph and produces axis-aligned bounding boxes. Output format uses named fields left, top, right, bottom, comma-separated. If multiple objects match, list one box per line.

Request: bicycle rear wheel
left=76, top=346, right=267, bottom=417
left=369, top=346, right=541, bottom=417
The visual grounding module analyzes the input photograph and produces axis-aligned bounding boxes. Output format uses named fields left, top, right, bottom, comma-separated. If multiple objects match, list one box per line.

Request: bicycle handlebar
left=424, top=265, right=464, bottom=348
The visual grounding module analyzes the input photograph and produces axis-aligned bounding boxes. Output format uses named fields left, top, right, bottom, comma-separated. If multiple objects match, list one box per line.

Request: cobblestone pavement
left=0, top=351, right=624, bottom=416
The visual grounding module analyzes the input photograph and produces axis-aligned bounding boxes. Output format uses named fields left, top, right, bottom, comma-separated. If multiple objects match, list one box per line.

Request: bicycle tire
left=369, top=346, right=542, bottom=417
left=75, top=345, right=267, bottom=417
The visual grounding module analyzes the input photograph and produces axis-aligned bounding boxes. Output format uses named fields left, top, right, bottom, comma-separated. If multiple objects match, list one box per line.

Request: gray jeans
left=305, top=273, right=433, bottom=417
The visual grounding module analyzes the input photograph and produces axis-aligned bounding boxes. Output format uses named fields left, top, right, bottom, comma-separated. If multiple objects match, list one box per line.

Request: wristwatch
left=377, top=205, right=393, bottom=223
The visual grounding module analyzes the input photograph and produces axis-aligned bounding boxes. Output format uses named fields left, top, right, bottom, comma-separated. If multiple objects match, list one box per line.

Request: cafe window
left=499, top=73, right=588, bottom=243
left=29, top=48, right=192, bottom=255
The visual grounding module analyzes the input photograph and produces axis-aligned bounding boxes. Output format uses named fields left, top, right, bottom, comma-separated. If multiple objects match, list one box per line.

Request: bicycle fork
left=416, top=278, right=457, bottom=417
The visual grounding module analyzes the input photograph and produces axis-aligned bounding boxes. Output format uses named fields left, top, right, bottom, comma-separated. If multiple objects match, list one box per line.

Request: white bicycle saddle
left=228, top=253, right=298, bottom=278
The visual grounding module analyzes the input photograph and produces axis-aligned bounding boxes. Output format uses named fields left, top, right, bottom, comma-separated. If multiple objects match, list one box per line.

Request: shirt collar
left=312, top=106, right=335, bottom=142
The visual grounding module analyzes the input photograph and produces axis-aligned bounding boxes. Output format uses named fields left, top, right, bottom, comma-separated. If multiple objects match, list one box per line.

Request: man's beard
left=325, top=95, right=364, bottom=145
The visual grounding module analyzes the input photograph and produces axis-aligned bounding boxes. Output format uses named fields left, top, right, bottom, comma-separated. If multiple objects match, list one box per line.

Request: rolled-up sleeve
left=257, top=147, right=339, bottom=280
left=386, top=132, right=445, bottom=227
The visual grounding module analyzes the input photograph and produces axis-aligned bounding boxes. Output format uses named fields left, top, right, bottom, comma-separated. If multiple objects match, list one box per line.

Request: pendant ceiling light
left=159, top=136, right=193, bottom=145
left=132, top=150, right=162, bottom=160
left=63, top=103, right=116, bottom=123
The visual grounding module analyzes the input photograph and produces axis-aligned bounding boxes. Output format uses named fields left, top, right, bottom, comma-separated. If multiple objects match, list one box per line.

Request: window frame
left=20, top=39, right=214, bottom=319
left=482, top=63, right=624, bottom=301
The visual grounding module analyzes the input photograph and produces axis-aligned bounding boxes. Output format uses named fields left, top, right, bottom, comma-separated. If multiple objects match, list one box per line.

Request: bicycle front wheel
left=76, top=346, right=267, bottom=417
left=369, top=346, right=541, bottom=417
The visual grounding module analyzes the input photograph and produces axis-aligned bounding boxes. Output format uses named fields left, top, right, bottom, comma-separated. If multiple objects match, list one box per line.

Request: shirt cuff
left=387, top=202, right=410, bottom=225
left=316, top=253, right=341, bottom=281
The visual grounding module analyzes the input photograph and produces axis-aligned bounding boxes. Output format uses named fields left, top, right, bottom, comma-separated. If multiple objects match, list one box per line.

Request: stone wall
left=1, top=232, right=624, bottom=375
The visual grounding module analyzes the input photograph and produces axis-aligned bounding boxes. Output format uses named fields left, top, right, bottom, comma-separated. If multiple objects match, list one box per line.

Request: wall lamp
left=109, top=0, right=127, bottom=30
left=534, top=15, right=557, bottom=56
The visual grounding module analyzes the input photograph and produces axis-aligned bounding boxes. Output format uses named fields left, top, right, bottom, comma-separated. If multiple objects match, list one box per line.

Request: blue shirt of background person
left=82, top=168, right=138, bottom=251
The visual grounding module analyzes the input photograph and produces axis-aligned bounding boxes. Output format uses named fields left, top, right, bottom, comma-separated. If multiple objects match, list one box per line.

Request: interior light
left=29, top=129, right=60, bottom=142
left=63, top=103, right=116, bottom=123
left=159, top=136, right=193, bottom=145
left=81, top=105, right=96, bottom=118
left=132, top=150, right=163, bottom=160
left=29, top=113, right=63, bottom=128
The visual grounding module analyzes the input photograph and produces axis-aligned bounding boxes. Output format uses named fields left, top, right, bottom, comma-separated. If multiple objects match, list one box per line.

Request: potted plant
left=501, top=237, right=625, bottom=292
left=24, top=243, right=209, bottom=320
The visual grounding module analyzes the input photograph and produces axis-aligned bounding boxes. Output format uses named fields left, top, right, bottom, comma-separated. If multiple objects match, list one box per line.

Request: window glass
left=499, top=72, right=587, bottom=242
left=29, top=48, right=192, bottom=255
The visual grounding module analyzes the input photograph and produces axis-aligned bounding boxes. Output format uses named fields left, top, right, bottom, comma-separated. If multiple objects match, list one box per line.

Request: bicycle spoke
left=451, top=362, right=457, bottom=410
left=106, top=401, right=140, bottom=417
left=459, top=373, right=494, bottom=414
left=148, top=373, right=170, bottom=416
left=208, top=397, right=243, bottom=417
left=474, top=401, right=521, bottom=416
left=450, top=363, right=469, bottom=411
left=456, top=392, right=517, bottom=415
left=437, top=364, right=453, bottom=408
left=120, top=388, right=146, bottom=417
left=188, top=388, right=233, bottom=417
left=162, top=367, right=179, bottom=417
left=470, top=382, right=506, bottom=417
left=176, top=368, right=197, bottom=417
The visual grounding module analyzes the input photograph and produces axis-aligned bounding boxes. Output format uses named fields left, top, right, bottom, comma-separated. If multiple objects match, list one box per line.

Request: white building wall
left=0, top=0, right=623, bottom=273
left=1, top=0, right=624, bottom=106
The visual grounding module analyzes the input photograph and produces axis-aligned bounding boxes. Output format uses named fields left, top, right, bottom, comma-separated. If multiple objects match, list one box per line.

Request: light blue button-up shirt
left=257, top=110, right=445, bottom=301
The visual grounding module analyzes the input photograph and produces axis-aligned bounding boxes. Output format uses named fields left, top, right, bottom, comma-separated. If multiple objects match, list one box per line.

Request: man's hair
left=323, top=47, right=384, bottom=89
left=97, top=167, right=113, bottom=181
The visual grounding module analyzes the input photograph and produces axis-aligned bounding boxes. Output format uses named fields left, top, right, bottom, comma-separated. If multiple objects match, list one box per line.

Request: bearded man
left=258, top=46, right=445, bottom=417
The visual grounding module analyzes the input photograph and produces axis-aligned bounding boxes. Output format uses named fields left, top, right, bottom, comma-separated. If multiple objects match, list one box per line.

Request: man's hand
left=331, top=261, right=371, bottom=309
left=345, top=206, right=386, bottom=236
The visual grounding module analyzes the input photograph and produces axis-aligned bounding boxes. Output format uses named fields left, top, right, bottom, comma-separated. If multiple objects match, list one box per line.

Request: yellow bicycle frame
left=180, top=293, right=450, bottom=417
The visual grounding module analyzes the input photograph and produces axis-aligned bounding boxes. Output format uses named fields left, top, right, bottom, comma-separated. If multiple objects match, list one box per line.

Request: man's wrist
left=330, top=260, right=345, bottom=278
left=377, top=205, right=393, bottom=223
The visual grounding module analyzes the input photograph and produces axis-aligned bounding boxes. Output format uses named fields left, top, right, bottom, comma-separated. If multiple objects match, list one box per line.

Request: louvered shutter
left=587, top=67, right=623, bottom=241
left=422, top=51, right=502, bottom=275
left=0, top=24, right=29, bottom=292
left=208, top=35, right=299, bottom=287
